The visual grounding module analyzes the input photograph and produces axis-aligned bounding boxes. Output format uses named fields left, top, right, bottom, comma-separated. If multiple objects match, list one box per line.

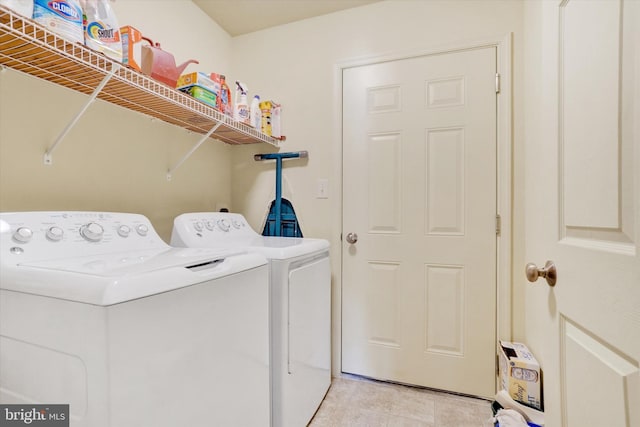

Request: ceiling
left=193, top=0, right=382, bottom=37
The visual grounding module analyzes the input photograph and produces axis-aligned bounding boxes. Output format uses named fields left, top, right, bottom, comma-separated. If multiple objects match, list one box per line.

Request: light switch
left=316, top=179, right=329, bottom=199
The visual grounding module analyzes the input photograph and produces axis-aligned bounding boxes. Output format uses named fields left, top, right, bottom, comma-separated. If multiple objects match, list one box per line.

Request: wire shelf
left=0, top=5, right=280, bottom=147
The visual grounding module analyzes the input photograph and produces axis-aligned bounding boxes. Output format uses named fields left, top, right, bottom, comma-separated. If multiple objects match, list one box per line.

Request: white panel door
left=525, top=0, right=640, bottom=425
left=342, top=47, right=497, bottom=397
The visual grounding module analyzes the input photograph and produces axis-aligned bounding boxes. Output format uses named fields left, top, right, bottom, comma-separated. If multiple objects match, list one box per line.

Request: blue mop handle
left=254, top=151, right=308, bottom=236
left=253, top=151, right=308, bottom=161
left=274, top=156, right=282, bottom=235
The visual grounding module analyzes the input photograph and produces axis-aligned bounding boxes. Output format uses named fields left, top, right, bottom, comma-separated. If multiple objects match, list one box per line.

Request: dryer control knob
left=80, top=222, right=104, bottom=242
left=46, top=226, right=64, bottom=242
left=217, top=219, right=231, bottom=232
left=136, top=224, right=149, bottom=236
left=13, top=227, right=33, bottom=243
left=117, top=225, right=131, bottom=238
left=194, top=221, right=204, bottom=232
left=205, top=220, right=215, bottom=231
left=232, top=219, right=242, bottom=229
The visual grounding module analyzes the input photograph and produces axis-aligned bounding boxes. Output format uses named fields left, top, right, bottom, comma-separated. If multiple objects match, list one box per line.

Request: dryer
left=0, top=211, right=270, bottom=427
left=171, top=212, right=331, bottom=427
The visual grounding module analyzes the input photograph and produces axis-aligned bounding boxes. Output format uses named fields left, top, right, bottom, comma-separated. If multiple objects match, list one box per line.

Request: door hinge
left=496, top=214, right=502, bottom=236
left=496, top=354, right=500, bottom=375
left=495, top=73, right=501, bottom=93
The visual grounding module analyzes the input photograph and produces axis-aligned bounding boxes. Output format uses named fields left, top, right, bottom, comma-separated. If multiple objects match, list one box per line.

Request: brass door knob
left=525, top=260, right=557, bottom=287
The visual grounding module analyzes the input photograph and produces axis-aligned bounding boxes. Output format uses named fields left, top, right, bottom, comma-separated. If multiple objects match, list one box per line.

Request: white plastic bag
left=491, top=408, right=529, bottom=427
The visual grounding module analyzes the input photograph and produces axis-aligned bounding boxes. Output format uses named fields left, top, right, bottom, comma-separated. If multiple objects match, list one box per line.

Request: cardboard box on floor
left=498, top=340, right=543, bottom=411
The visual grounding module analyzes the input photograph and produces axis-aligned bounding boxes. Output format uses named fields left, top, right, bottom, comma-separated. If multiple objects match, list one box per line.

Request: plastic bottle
left=218, top=75, right=232, bottom=116
left=0, top=0, right=33, bottom=18
left=250, top=95, right=261, bottom=129
left=259, top=100, right=272, bottom=136
left=81, top=0, right=122, bottom=62
left=33, top=0, right=83, bottom=43
left=234, top=81, right=250, bottom=124
left=271, top=102, right=281, bottom=138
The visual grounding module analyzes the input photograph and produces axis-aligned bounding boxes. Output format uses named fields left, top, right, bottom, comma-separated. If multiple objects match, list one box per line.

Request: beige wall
left=0, top=1, right=233, bottom=241
left=229, top=0, right=526, bottom=373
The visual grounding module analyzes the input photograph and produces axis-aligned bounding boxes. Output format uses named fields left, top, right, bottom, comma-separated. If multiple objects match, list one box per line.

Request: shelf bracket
left=44, top=63, right=120, bottom=165
left=166, top=122, right=223, bottom=181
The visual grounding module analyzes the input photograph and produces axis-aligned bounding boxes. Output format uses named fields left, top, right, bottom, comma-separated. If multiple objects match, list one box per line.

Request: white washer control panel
left=0, top=212, right=166, bottom=262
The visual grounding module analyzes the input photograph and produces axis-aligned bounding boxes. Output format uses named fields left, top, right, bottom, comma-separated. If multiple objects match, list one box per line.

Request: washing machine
left=0, top=211, right=271, bottom=427
left=171, top=212, right=331, bottom=427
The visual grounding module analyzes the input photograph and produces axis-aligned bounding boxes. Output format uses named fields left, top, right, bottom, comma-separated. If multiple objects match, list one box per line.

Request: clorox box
left=498, top=341, right=543, bottom=411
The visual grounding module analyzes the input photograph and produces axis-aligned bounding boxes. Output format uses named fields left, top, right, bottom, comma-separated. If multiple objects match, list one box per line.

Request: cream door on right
left=524, top=0, right=639, bottom=426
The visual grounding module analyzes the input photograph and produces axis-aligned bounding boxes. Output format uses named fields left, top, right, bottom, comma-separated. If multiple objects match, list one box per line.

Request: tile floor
left=309, top=375, right=493, bottom=427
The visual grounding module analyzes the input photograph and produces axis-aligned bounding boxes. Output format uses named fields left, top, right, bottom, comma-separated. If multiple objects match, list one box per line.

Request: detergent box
left=120, top=26, right=145, bottom=71
left=182, top=85, right=218, bottom=109
left=498, top=341, right=543, bottom=411
left=176, top=72, right=220, bottom=93
left=177, top=72, right=223, bottom=110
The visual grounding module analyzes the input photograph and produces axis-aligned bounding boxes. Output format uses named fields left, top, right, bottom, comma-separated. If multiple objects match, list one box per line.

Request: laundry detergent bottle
left=81, top=0, right=122, bottom=62
left=33, top=0, right=84, bottom=43
left=250, top=95, right=261, bottom=129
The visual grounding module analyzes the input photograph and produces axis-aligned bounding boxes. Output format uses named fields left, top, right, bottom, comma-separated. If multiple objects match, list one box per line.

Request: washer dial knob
left=193, top=221, right=204, bottom=232
left=205, top=220, right=215, bottom=231
left=232, top=219, right=243, bottom=229
left=46, top=226, right=64, bottom=242
left=117, top=225, right=131, bottom=238
left=217, top=219, right=231, bottom=232
left=136, top=224, right=149, bottom=236
left=13, top=227, right=33, bottom=243
left=80, top=222, right=104, bottom=242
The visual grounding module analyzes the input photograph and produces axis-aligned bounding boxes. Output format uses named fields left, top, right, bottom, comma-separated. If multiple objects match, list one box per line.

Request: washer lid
left=18, top=247, right=242, bottom=276
left=1, top=247, right=266, bottom=306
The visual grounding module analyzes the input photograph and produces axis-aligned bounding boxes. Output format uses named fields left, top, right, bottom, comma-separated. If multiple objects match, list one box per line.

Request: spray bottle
left=234, top=81, right=250, bottom=124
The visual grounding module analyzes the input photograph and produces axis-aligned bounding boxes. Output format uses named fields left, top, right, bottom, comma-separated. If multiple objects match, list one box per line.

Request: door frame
left=330, top=34, right=514, bottom=380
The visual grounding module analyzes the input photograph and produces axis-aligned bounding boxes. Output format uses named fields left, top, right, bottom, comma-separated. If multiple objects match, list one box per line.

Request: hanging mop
left=254, top=151, right=308, bottom=237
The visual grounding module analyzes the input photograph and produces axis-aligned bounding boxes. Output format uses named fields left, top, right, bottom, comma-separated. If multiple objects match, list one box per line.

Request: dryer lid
left=171, top=212, right=329, bottom=260
left=243, top=236, right=329, bottom=260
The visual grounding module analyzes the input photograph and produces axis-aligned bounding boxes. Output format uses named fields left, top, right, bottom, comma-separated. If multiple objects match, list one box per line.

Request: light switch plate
left=316, top=179, right=329, bottom=199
